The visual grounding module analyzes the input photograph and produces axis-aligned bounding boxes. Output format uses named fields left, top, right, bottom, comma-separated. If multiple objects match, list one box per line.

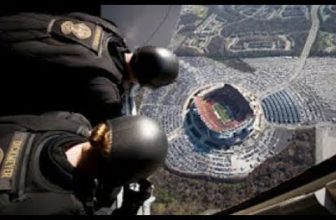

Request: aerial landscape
left=137, top=5, right=336, bottom=214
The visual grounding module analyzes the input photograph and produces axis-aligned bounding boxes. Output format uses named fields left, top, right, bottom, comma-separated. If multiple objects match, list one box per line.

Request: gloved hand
left=123, top=179, right=153, bottom=207
left=112, top=179, right=153, bottom=215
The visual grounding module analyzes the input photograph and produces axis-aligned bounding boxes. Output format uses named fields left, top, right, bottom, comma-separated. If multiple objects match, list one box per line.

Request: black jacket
left=0, top=12, right=130, bottom=125
left=0, top=111, right=130, bottom=215
left=0, top=112, right=96, bottom=214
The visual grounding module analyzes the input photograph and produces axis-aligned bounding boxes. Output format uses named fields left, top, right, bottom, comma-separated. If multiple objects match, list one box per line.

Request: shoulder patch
left=0, top=132, right=28, bottom=179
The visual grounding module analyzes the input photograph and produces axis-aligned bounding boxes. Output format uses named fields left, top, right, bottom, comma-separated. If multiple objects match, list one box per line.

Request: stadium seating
left=261, top=89, right=301, bottom=124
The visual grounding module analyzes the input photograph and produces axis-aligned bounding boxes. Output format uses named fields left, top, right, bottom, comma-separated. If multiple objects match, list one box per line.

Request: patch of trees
left=180, top=14, right=199, bottom=25
left=175, top=46, right=202, bottom=56
left=151, top=129, right=315, bottom=215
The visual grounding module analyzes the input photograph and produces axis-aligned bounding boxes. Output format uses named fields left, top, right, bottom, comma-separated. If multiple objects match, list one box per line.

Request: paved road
left=290, top=5, right=320, bottom=82
left=260, top=5, right=320, bottom=99
left=168, top=127, right=184, bottom=141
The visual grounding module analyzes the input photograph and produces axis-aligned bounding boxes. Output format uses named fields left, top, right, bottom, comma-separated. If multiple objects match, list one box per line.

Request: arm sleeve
left=86, top=76, right=123, bottom=124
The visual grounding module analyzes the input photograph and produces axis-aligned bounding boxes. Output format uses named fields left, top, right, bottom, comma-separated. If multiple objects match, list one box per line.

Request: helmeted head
left=130, top=46, right=179, bottom=88
left=90, top=115, right=168, bottom=186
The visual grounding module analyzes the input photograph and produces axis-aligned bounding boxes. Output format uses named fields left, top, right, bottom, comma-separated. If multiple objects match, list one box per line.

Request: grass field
left=213, top=103, right=231, bottom=122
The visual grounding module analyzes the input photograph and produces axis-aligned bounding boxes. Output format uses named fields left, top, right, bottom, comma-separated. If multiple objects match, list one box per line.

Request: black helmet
left=96, top=115, right=168, bottom=186
left=130, top=46, right=179, bottom=88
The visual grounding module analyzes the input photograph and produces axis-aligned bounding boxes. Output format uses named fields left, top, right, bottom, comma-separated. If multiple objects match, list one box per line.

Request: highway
left=290, top=5, right=320, bottom=82
left=260, top=5, right=320, bottom=99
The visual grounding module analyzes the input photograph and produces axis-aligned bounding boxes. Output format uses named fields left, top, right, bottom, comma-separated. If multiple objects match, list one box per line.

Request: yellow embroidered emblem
left=60, top=20, right=92, bottom=40
left=0, top=138, right=24, bottom=179
left=60, top=21, right=74, bottom=35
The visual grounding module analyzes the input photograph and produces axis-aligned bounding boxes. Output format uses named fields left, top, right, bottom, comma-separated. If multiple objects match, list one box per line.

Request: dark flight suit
left=0, top=112, right=154, bottom=215
left=0, top=12, right=130, bottom=125
left=0, top=112, right=94, bottom=214
left=0, top=111, right=121, bottom=215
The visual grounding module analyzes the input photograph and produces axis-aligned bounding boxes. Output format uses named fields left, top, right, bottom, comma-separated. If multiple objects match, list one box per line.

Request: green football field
left=213, top=103, right=230, bottom=122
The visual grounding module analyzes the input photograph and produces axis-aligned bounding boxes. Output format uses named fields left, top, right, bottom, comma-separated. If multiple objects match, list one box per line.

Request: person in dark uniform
left=0, top=12, right=179, bottom=125
left=0, top=111, right=168, bottom=215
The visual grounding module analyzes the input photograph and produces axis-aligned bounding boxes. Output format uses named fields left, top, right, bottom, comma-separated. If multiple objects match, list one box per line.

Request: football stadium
left=185, top=84, right=255, bottom=150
